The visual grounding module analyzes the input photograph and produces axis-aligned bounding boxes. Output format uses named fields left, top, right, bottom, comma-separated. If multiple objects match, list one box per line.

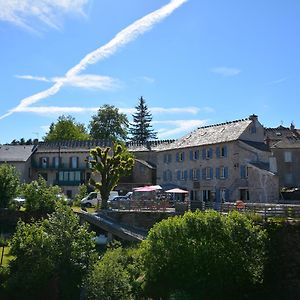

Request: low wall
left=102, top=210, right=176, bottom=230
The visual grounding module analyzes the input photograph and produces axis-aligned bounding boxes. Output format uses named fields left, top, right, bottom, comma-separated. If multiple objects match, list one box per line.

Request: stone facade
left=157, top=115, right=279, bottom=203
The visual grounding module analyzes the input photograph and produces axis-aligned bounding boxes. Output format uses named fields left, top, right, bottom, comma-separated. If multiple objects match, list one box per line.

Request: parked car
left=81, top=191, right=119, bottom=207
left=108, top=195, right=131, bottom=209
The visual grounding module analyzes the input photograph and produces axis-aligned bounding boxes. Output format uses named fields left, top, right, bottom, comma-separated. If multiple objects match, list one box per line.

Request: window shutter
left=76, top=157, right=79, bottom=168
left=190, top=151, right=193, bottom=161
left=195, top=150, right=199, bottom=160
left=202, top=168, right=206, bottom=180
left=170, top=171, right=172, bottom=181
left=216, top=167, right=220, bottom=179
left=177, top=170, right=181, bottom=180
left=202, top=149, right=206, bottom=160
left=69, top=157, right=72, bottom=168
left=184, top=170, right=188, bottom=180
left=176, top=153, right=179, bottom=162
left=216, top=188, right=220, bottom=202
left=216, top=147, right=220, bottom=158
left=182, top=152, right=185, bottom=161
left=210, top=167, right=213, bottom=179
left=209, top=148, right=213, bottom=158
left=225, top=189, right=229, bottom=201
left=224, top=167, right=228, bottom=178
left=196, top=169, right=201, bottom=180
left=189, top=169, right=193, bottom=180
left=240, top=165, right=245, bottom=178
left=224, top=146, right=228, bottom=157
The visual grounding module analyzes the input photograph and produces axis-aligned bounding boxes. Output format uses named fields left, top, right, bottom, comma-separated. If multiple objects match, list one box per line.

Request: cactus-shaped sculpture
left=89, top=143, right=134, bottom=209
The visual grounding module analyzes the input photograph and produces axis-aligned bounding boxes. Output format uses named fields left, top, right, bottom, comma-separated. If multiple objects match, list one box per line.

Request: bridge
left=79, top=210, right=148, bottom=242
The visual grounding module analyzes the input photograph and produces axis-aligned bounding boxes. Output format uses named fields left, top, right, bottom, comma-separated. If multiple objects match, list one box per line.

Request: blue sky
left=0, top=0, right=299, bottom=144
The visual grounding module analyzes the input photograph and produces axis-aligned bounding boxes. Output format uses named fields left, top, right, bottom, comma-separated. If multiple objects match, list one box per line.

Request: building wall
left=0, top=160, right=32, bottom=183
left=271, top=147, right=300, bottom=188
left=157, top=140, right=277, bottom=203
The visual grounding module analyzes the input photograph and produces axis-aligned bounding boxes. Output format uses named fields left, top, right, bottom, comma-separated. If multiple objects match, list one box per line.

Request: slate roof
left=126, top=140, right=175, bottom=152
left=240, top=140, right=270, bottom=152
left=272, top=136, right=300, bottom=149
left=248, top=162, right=273, bottom=173
left=158, top=118, right=253, bottom=151
left=0, top=145, right=36, bottom=162
left=135, top=159, right=156, bottom=169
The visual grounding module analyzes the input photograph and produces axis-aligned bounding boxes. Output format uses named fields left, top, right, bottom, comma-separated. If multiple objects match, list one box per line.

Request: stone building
left=0, top=145, right=36, bottom=183
left=156, top=115, right=279, bottom=203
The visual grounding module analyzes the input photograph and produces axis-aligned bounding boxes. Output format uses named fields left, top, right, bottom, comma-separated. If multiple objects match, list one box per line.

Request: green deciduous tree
left=0, top=164, right=20, bottom=208
left=129, top=96, right=157, bottom=142
left=7, top=204, right=95, bottom=300
left=23, top=176, right=62, bottom=213
left=89, top=144, right=134, bottom=209
left=89, top=104, right=129, bottom=142
left=44, top=115, right=90, bottom=141
left=140, top=210, right=267, bottom=299
left=84, top=247, right=132, bottom=300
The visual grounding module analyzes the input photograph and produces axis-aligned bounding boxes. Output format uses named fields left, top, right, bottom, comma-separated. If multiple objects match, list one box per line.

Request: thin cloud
left=266, top=77, right=288, bottom=85
left=16, top=73, right=120, bottom=90
left=14, top=105, right=200, bottom=116
left=151, top=106, right=200, bottom=114
left=15, top=75, right=50, bottom=82
left=154, top=119, right=207, bottom=138
left=0, top=0, right=188, bottom=120
left=211, top=67, right=241, bottom=77
left=0, top=0, right=88, bottom=31
left=141, top=76, right=155, bottom=84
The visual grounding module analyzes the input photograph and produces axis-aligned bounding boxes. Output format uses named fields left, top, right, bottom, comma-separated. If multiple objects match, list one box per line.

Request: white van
left=81, top=191, right=119, bottom=207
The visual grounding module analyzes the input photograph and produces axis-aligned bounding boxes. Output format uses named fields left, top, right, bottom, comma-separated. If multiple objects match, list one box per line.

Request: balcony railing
left=32, top=162, right=89, bottom=170
left=53, top=180, right=83, bottom=186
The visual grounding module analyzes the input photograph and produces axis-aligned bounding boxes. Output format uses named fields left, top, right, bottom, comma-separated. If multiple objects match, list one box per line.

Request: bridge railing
left=109, top=199, right=174, bottom=211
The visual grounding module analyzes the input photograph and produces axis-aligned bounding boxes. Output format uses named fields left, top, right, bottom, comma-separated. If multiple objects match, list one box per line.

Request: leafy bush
left=5, top=204, right=95, bottom=300
left=84, top=247, right=132, bottom=300
left=0, top=164, right=20, bottom=208
left=140, top=210, right=267, bottom=299
left=73, top=184, right=88, bottom=207
left=23, top=176, right=62, bottom=213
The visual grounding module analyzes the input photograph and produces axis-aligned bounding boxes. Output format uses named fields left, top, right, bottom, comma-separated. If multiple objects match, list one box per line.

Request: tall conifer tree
left=129, top=96, right=157, bottom=142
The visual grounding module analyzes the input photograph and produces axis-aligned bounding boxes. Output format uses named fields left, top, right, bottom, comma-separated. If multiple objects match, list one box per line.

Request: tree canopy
left=0, top=164, right=20, bottom=208
left=140, top=210, right=267, bottom=299
left=129, top=96, right=157, bottom=142
left=7, top=204, right=95, bottom=300
left=22, top=176, right=62, bottom=213
left=89, top=144, right=134, bottom=209
left=89, top=104, right=129, bottom=142
left=44, top=115, right=90, bottom=141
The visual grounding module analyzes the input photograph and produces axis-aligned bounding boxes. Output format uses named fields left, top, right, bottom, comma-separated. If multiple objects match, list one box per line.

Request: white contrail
left=0, top=0, right=187, bottom=120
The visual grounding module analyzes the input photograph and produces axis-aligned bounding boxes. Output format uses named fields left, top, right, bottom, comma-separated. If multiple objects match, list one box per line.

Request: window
left=220, top=189, right=227, bottom=202
left=220, top=146, right=227, bottom=157
left=202, top=190, right=211, bottom=202
left=240, top=165, right=248, bottom=179
left=53, top=157, right=60, bottom=168
left=71, top=156, right=79, bottom=168
left=250, top=126, right=256, bottom=134
left=190, top=150, right=199, bottom=160
left=285, top=173, right=293, bottom=185
left=41, top=157, right=48, bottom=168
left=239, top=189, right=249, bottom=201
left=181, top=170, right=188, bottom=180
left=203, top=167, right=213, bottom=180
left=206, top=148, right=213, bottom=159
left=163, top=153, right=172, bottom=163
left=284, top=151, right=292, bottom=162
left=220, top=166, right=226, bottom=179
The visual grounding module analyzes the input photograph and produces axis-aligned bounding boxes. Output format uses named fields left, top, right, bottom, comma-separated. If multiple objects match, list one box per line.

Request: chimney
left=249, top=114, right=258, bottom=122
left=290, top=122, right=295, bottom=131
